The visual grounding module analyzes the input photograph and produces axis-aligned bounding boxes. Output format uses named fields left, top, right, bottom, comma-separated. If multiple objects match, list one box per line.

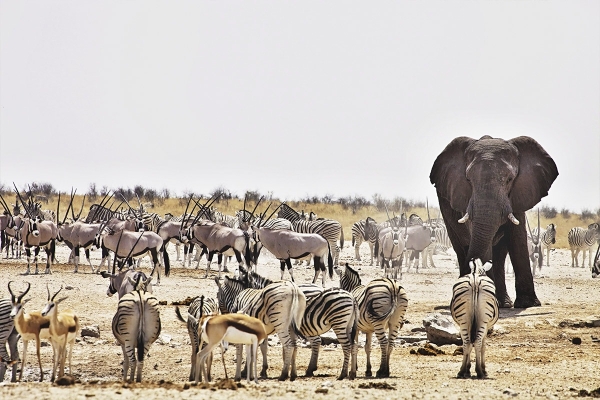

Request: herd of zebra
left=0, top=189, right=599, bottom=384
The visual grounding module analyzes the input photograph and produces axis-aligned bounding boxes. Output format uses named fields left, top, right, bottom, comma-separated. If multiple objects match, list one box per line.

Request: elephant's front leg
left=507, top=214, right=541, bottom=308
left=491, top=240, right=513, bottom=308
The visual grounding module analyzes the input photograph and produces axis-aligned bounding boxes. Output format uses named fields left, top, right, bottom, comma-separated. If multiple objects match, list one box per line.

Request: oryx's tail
left=163, top=248, right=170, bottom=277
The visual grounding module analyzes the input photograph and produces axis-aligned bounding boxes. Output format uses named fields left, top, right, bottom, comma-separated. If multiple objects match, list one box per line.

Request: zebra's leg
left=277, top=333, right=293, bottom=381
left=259, top=338, right=268, bottom=378
left=374, top=328, right=390, bottom=378
left=354, top=238, right=362, bottom=261
left=474, top=335, right=488, bottom=379
left=305, top=336, right=321, bottom=377
left=369, top=241, right=375, bottom=266
left=458, top=338, right=473, bottom=378
left=332, top=327, right=351, bottom=380
left=8, top=328, right=19, bottom=382
left=364, top=332, right=373, bottom=377
left=234, top=343, right=243, bottom=381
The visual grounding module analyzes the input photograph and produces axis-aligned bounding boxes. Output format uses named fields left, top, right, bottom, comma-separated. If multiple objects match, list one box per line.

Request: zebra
left=335, top=263, right=408, bottom=378
left=215, top=275, right=306, bottom=381
left=450, top=261, right=499, bottom=379
left=213, top=210, right=239, bottom=229
left=567, top=223, right=600, bottom=268
left=531, top=224, right=557, bottom=267
left=175, top=295, right=220, bottom=382
left=351, top=217, right=378, bottom=265
left=85, top=204, right=131, bottom=223
left=238, top=267, right=359, bottom=380
left=0, top=297, right=19, bottom=382
left=112, top=286, right=161, bottom=382
left=235, top=210, right=292, bottom=231
left=592, top=244, right=600, bottom=278
left=277, top=203, right=344, bottom=265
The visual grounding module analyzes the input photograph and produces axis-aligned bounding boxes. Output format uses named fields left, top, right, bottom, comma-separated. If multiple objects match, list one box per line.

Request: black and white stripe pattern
left=85, top=204, right=130, bottom=223
left=112, top=289, right=161, bottom=382
left=0, top=298, right=19, bottom=382
left=450, top=262, right=499, bottom=379
left=175, top=295, right=220, bottom=381
left=278, top=204, right=344, bottom=265
left=351, top=217, right=378, bottom=265
left=568, top=223, right=600, bottom=268
left=239, top=269, right=358, bottom=380
left=216, top=276, right=306, bottom=381
left=336, top=263, right=408, bottom=378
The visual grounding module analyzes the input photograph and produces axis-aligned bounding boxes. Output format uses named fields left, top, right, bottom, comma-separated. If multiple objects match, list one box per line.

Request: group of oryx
left=350, top=202, right=452, bottom=279
left=0, top=187, right=169, bottom=283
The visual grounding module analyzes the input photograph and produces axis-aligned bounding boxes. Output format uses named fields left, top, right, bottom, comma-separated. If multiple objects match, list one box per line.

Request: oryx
left=249, top=225, right=333, bottom=285
left=94, top=219, right=170, bottom=284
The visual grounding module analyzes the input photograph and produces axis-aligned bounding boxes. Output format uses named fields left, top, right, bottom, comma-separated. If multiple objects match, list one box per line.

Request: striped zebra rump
left=300, top=287, right=359, bottom=380
left=112, top=290, right=161, bottom=382
left=450, top=263, right=499, bottom=379
left=0, top=298, right=18, bottom=379
left=175, top=295, right=220, bottom=381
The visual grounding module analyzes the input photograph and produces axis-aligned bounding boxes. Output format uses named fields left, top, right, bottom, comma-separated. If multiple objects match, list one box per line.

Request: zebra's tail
left=163, top=248, right=170, bottom=277
left=340, top=227, right=344, bottom=250
left=351, top=234, right=355, bottom=247
left=327, top=241, right=334, bottom=278
left=175, top=306, right=187, bottom=324
left=291, top=284, right=306, bottom=335
left=374, top=236, right=380, bottom=262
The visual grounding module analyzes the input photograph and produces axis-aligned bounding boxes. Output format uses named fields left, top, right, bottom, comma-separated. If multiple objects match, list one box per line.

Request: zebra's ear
left=482, top=262, right=493, bottom=272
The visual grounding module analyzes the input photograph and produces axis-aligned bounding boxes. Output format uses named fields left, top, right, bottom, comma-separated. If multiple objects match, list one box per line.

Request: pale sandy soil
left=1, top=242, right=600, bottom=399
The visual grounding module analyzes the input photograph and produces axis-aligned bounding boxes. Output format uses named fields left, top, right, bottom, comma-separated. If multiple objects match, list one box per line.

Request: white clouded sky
left=1, top=1, right=598, bottom=212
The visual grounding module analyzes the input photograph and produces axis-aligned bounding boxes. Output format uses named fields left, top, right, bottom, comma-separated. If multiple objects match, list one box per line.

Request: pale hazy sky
left=1, top=1, right=599, bottom=212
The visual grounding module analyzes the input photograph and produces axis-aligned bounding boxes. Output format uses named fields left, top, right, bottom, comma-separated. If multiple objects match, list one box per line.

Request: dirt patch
left=2, top=246, right=600, bottom=399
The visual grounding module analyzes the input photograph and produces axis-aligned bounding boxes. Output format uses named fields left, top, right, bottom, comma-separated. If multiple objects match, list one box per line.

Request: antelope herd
left=0, top=186, right=599, bottom=386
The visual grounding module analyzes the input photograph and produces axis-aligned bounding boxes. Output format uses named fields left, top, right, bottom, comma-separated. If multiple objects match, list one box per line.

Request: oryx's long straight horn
left=426, top=197, right=431, bottom=226
left=13, top=182, right=32, bottom=217
left=90, top=191, right=113, bottom=222
left=76, top=195, right=86, bottom=220
left=537, top=208, right=541, bottom=242
left=120, top=193, right=139, bottom=218
left=63, top=188, right=77, bottom=224
left=249, top=196, right=264, bottom=220
left=264, top=202, right=283, bottom=224
left=0, top=191, right=12, bottom=214
left=56, top=192, right=61, bottom=225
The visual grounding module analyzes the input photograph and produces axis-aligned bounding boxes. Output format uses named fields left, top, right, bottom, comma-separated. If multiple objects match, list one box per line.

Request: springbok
left=195, top=313, right=267, bottom=384
left=8, top=281, right=53, bottom=382
left=41, top=285, right=80, bottom=382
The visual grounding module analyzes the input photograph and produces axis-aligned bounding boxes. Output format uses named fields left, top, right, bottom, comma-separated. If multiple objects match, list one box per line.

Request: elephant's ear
left=430, top=137, right=475, bottom=212
left=509, top=136, right=559, bottom=212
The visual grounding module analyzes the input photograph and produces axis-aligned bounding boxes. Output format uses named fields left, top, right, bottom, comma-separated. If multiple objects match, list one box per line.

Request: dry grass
left=32, top=195, right=598, bottom=250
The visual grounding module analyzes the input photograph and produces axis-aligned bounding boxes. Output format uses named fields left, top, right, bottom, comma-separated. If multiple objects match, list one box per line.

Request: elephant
left=430, top=136, right=558, bottom=308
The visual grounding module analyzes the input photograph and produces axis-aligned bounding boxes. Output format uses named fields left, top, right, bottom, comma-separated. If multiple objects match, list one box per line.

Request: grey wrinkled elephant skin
left=430, top=135, right=558, bottom=308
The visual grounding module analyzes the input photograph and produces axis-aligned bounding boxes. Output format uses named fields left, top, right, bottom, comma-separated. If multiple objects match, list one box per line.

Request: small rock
left=158, top=334, right=172, bottom=344
left=503, top=388, right=518, bottom=396
left=81, top=325, right=101, bottom=338
left=65, top=285, right=74, bottom=290
left=572, top=337, right=582, bottom=345
left=159, top=300, right=168, bottom=305
left=422, top=313, right=461, bottom=346
left=315, top=388, right=328, bottom=394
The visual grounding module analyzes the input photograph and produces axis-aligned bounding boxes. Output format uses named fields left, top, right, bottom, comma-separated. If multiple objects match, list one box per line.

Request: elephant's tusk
left=508, top=213, right=520, bottom=225
left=458, top=213, right=469, bottom=224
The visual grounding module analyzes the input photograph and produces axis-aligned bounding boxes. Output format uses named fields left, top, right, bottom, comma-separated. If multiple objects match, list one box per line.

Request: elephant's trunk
left=464, top=196, right=506, bottom=266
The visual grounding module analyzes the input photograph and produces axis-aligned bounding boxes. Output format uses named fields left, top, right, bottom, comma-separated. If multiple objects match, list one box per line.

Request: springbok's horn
left=48, top=284, right=63, bottom=301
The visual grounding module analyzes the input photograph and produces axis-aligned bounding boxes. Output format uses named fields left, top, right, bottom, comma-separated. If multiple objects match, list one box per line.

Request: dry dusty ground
left=1, top=242, right=600, bottom=400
